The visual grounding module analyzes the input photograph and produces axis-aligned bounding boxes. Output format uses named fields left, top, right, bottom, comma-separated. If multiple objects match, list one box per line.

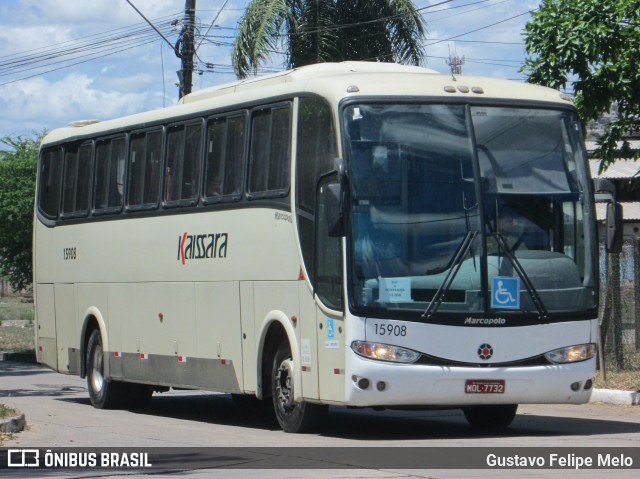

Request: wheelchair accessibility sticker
left=491, top=276, right=520, bottom=309
left=327, top=319, right=335, bottom=339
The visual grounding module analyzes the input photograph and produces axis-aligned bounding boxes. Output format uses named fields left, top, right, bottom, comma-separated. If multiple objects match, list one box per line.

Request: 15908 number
left=373, top=323, right=407, bottom=337
left=63, top=247, right=76, bottom=260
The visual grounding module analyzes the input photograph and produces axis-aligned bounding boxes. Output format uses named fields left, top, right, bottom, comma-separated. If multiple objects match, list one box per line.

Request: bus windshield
left=344, top=103, right=596, bottom=319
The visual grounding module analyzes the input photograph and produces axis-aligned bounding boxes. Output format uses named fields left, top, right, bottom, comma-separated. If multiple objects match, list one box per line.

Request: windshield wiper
left=493, top=233, right=549, bottom=320
left=423, top=230, right=478, bottom=319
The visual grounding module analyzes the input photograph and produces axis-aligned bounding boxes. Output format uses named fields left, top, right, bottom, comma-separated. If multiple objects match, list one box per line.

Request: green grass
left=0, top=297, right=34, bottom=323
left=0, top=297, right=36, bottom=353
left=0, top=324, right=35, bottom=353
left=0, top=404, right=16, bottom=419
left=595, top=345, right=640, bottom=391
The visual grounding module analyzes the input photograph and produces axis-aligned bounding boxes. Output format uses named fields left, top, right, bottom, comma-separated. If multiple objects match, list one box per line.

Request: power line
left=0, top=28, right=174, bottom=76
left=0, top=39, right=163, bottom=87
left=426, top=0, right=513, bottom=21
left=0, top=17, right=178, bottom=73
left=195, top=0, right=230, bottom=53
left=125, top=0, right=179, bottom=55
left=0, top=12, right=180, bottom=60
left=425, top=10, right=534, bottom=47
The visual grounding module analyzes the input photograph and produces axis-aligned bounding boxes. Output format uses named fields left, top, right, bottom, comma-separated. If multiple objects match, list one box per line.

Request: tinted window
left=165, top=122, right=203, bottom=205
left=93, top=137, right=126, bottom=212
left=295, top=97, right=337, bottom=284
left=315, top=176, right=344, bottom=311
left=39, top=148, right=63, bottom=218
left=204, top=114, right=246, bottom=202
left=62, top=143, right=92, bottom=216
left=248, top=104, right=291, bottom=197
left=128, top=130, right=163, bottom=208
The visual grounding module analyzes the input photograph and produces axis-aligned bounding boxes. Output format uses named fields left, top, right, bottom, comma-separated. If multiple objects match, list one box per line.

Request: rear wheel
left=271, top=343, right=327, bottom=433
left=463, top=404, right=518, bottom=429
left=86, top=329, right=127, bottom=409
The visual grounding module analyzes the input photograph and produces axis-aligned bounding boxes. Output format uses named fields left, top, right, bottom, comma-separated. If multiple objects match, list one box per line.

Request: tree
left=0, top=133, right=42, bottom=291
left=232, top=0, right=426, bottom=79
left=523, top=0, right=640, bottom=170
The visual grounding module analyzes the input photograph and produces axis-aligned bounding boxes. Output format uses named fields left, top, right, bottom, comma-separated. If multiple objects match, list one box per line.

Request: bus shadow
left=60, top=393, right=282, bottom=431
left=321, top=407, right=640, bottom=440
left=58, top=393, right=640, bottom=440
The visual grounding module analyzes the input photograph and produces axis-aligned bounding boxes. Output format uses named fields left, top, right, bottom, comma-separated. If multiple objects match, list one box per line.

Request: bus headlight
left=351, top=341, right=420, bottom=364
left=544, top=343, right=596, bottom=364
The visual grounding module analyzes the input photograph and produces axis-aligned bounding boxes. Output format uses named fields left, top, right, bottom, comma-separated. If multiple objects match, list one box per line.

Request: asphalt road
left=1, top=360, right=639, bottom=478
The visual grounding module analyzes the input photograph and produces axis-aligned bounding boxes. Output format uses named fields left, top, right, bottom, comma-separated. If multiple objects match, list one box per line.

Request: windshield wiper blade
left=493, top=233, right=549, bottom=320
left=423, top=230, right=478, bottom=319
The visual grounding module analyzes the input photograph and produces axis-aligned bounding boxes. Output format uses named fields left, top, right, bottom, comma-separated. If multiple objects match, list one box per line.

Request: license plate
left=465, top=379, right=505, bottom=394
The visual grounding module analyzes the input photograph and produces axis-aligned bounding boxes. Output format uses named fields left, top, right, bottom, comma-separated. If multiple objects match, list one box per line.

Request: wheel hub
left=275, top=358, right=294, bottom=408
left=90, top=344, right=105, bottom=393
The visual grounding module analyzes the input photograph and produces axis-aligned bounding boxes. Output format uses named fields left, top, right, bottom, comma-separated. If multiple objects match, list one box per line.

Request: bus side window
left=204, top=113, right=246, bottom=203
left=165, top=122, right=202, bottom=205
left=93, top=137, right=125, bottom=213
left=165, top=126, right=185, bottom=202
left=205, top=118, right=226, bottom=200
left=61, top=143, right=91, bottom=217
left=248, top=104, right=291, bottom=198
left=38, top=147, right=63, bottom=219
left=128, top=129, right=162, bottom=209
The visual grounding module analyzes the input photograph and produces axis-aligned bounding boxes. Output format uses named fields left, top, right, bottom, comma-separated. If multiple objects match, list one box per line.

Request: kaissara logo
left=177, top=232, right=228, bottom=265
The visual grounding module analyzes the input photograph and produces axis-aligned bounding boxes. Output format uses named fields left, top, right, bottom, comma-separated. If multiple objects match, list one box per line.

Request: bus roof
left=41, top=61, right=572, bottom=146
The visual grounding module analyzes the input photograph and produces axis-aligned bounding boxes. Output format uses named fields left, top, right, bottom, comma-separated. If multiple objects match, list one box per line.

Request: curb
left=0, top=413, right=26, bottom=434
left=590, top=388, right=640, bottom=406
left=0, top=351, right=37, bottom=363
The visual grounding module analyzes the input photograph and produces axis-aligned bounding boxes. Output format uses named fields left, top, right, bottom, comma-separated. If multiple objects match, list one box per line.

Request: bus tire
left=86, top=329, right=128, bottom=409
left=271, top=343, right=327, bottom=433
left=463, top=404, right=518, bottom=429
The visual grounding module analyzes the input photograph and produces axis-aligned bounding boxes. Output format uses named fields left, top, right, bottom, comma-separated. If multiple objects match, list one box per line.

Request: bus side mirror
left=594, top=178, right=623, bottom=253
left=593, top=178, right=615, bottom=204
left=606, top=202, right=623, bottom=254
left=317, top=157, right=347, bottom=238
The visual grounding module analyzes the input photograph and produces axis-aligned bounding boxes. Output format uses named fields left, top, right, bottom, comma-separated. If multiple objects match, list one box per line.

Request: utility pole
left=177, top=0, right=196, bottom=99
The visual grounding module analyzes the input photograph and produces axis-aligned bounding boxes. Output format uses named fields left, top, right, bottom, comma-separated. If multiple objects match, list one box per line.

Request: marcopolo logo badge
left=478, top=343, right=494, bottom=361
left=8, top=449, right=40, bottom=467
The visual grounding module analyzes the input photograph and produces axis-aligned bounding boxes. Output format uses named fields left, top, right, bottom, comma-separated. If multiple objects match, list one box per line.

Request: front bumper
left=344, top=347, right=595, bottom=407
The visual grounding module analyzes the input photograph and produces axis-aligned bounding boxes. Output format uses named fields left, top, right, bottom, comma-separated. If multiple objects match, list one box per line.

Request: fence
left=599, top=237, right=640, bottom=372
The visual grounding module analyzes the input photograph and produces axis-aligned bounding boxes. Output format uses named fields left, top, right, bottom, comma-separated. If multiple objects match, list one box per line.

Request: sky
left=0, top=0, right=540, bottom=140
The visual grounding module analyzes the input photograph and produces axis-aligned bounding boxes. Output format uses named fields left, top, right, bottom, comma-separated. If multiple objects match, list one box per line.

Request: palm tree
left=232, top=0, right=426, bottom=78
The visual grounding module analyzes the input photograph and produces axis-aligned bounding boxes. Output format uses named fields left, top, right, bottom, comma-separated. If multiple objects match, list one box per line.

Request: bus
left=34, top=61, right=604, bottom=433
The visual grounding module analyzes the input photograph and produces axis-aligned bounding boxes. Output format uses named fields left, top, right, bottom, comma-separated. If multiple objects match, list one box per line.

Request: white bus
left=34, top=62, right=603, bottom=433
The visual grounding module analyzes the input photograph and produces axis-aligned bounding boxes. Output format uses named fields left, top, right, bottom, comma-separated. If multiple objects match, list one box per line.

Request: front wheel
left=86, top=329, right=128, bottom=409
left=463, top=404, right=518, bottom=429
left=271, top=344, right=327, bottom=433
